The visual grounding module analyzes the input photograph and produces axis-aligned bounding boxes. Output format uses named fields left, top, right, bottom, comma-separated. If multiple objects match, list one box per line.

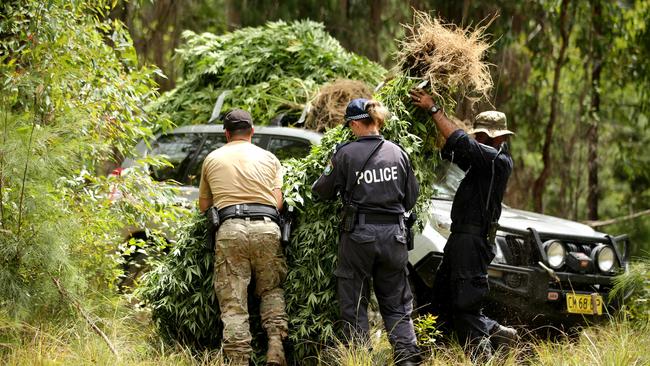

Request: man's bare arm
left=409, top=88, right=460, bottom=139
left=273, top=188, right=283, bottom=210
left=199, top=197, right=212, bottom=213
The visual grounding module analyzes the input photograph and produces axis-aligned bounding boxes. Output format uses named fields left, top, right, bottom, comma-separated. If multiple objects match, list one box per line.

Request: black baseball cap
left=223, top=109, right=253, bottom=131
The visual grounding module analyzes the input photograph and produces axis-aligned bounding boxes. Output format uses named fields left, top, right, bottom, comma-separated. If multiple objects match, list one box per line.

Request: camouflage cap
left=468, top=111, right=515, bottom=138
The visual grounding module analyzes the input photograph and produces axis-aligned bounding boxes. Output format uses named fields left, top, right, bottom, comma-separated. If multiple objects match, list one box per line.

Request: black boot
left=489, top=323, right=518, bottom=350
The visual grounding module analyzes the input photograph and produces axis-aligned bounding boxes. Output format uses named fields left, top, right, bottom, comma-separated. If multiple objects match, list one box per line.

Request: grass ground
left=323, top=318, right=650, bottom=366
left=1, top=302, right=648, bottom=366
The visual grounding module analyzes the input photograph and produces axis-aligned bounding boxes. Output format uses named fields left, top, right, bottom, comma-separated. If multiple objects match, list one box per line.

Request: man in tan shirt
left=199, top=109, right=288, bottom=366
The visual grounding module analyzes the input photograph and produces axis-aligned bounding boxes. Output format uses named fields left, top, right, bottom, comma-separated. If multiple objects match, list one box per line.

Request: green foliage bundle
left=0, top=0, right=176, bottom=319
left=139, top=16, right=492, bottom=364
left=137, top=215, right=218, bottom=344
left=138, top=79, right=451, bottom=361
left=148, top=20, right=386, bottom=126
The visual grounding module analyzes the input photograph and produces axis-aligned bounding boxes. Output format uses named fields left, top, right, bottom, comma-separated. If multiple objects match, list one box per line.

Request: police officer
left=199, top=109, right=288, bottom=366
left=312, top=99, right=421, bottom=366
left=409, top=88, right=518, bottom=358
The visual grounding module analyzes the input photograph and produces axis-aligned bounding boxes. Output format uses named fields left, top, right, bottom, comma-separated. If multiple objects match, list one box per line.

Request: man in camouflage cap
left=199, top=109, right=288, bottom=366
left=410, top=89, right=517, bottom=360
left=468, top=111, right=514, bottom=139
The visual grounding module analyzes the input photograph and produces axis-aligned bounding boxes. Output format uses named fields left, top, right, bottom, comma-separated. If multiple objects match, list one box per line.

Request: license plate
left=566, top=293, right=603, bottom=315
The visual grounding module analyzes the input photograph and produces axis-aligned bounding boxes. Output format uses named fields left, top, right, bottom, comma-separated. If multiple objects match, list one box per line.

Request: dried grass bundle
left=305, top=79, right=373, bottom=132
left=397, top=10, right=493, bottom=108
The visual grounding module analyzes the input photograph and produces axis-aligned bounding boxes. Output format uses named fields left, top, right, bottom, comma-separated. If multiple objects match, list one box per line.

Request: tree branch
left=532, top=0, right=573, bottom=212
left=583, top=209, right=650, bottom=228
left=52, top=277, right=119, bottom=357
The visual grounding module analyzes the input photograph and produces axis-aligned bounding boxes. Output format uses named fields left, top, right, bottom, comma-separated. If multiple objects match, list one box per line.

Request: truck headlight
left=544, top=240, right=566, bottom=269
left=591, top=244, right=616, bottom=273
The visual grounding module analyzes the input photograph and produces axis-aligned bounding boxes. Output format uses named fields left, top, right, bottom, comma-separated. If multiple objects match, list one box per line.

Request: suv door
left=149, top=132, right=204, bottom=184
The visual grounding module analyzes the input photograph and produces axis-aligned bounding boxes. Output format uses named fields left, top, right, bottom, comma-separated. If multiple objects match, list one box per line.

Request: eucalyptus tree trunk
left=370, top=0, right=383, bottom=61
left=110, top=0, right=182, bottom=91
left=532, top=0, right=573, bottom=213
left=334, top=0, right=350, bottom=51
left=148, top=0, right=182, bottom=92
left=226, top=0, right=241, bottom=30
left=587, top=1, right=603, bottom=220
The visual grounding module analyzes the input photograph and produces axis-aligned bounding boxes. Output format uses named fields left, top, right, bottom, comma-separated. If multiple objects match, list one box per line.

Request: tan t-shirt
left=199, top=140, right=283, bottom=209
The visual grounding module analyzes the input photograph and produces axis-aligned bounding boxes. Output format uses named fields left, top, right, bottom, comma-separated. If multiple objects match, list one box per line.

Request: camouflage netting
left=147, top=20, right=385, bottom=127
left=139, top=12, right=494, bottom=365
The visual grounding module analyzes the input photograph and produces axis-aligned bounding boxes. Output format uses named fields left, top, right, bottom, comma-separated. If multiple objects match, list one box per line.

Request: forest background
left=1, top=0, right=649, bottom=365
left=113, top=0, right=650, bottom=256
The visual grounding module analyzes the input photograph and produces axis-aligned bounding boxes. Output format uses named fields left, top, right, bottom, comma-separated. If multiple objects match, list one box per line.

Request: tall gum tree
left=587, top=0, right=604, bottom=220
left=532, top=0, right=575, bottom=212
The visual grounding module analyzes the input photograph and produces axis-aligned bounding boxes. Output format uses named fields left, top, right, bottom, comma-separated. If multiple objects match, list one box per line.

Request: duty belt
left=218, top=203, right=279, bottom=223
left=356, top=212, right=402, bottom=225
left=450, top=222, right=487, bottom=237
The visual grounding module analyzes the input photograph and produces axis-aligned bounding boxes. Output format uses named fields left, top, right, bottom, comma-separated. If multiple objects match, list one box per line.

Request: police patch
left=323, top=163, right=333, bottom=175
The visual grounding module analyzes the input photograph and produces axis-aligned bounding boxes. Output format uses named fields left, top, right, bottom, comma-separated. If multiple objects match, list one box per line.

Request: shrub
left=414, top=313, right=443, bottom=351
left=0, top=0, right=171, bottom=319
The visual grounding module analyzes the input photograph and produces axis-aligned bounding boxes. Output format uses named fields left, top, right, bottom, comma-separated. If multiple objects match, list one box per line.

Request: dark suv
left=408, top=162, right=630, bottom=326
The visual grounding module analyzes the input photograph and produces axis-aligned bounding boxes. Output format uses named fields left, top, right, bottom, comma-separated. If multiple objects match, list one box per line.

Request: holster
left=205, top=206, right=220, bottom=251
left=341, top=203, right=358, bottom=232
left=488, top=221, right=498, bottom=244
left=280, top=205, right=294, bottom=245
left=405, top=212, right=417, bottom=251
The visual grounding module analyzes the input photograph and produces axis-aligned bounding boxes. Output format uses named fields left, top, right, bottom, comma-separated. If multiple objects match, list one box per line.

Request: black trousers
left=433, top=232, right=497, bottom=345
left=334, top=223, right=419, bottom=358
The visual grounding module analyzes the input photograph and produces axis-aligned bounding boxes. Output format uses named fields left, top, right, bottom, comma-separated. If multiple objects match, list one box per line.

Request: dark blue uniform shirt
left=312, top=135, right=419, bottom=214
left=441, top=129, right=513, bottom=230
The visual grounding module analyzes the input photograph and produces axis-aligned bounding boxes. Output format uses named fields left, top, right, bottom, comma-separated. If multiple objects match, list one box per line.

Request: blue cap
left=344, top=98, right=370, bottom=124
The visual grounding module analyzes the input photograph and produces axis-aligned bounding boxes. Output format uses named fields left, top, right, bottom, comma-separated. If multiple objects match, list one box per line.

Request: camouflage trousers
left=213, top=217, right=288, bottom=364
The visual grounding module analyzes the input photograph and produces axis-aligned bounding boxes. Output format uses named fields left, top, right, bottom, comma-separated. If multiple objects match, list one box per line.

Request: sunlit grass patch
left=420, top=319, right=650, bottom=366
left=317, top=329, right=392, bottom=366
left=0, top=307, right=224, bottom=366
left=2, top=305, right=649, bottom=366
left=527, top=320, right=650, bottom=366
